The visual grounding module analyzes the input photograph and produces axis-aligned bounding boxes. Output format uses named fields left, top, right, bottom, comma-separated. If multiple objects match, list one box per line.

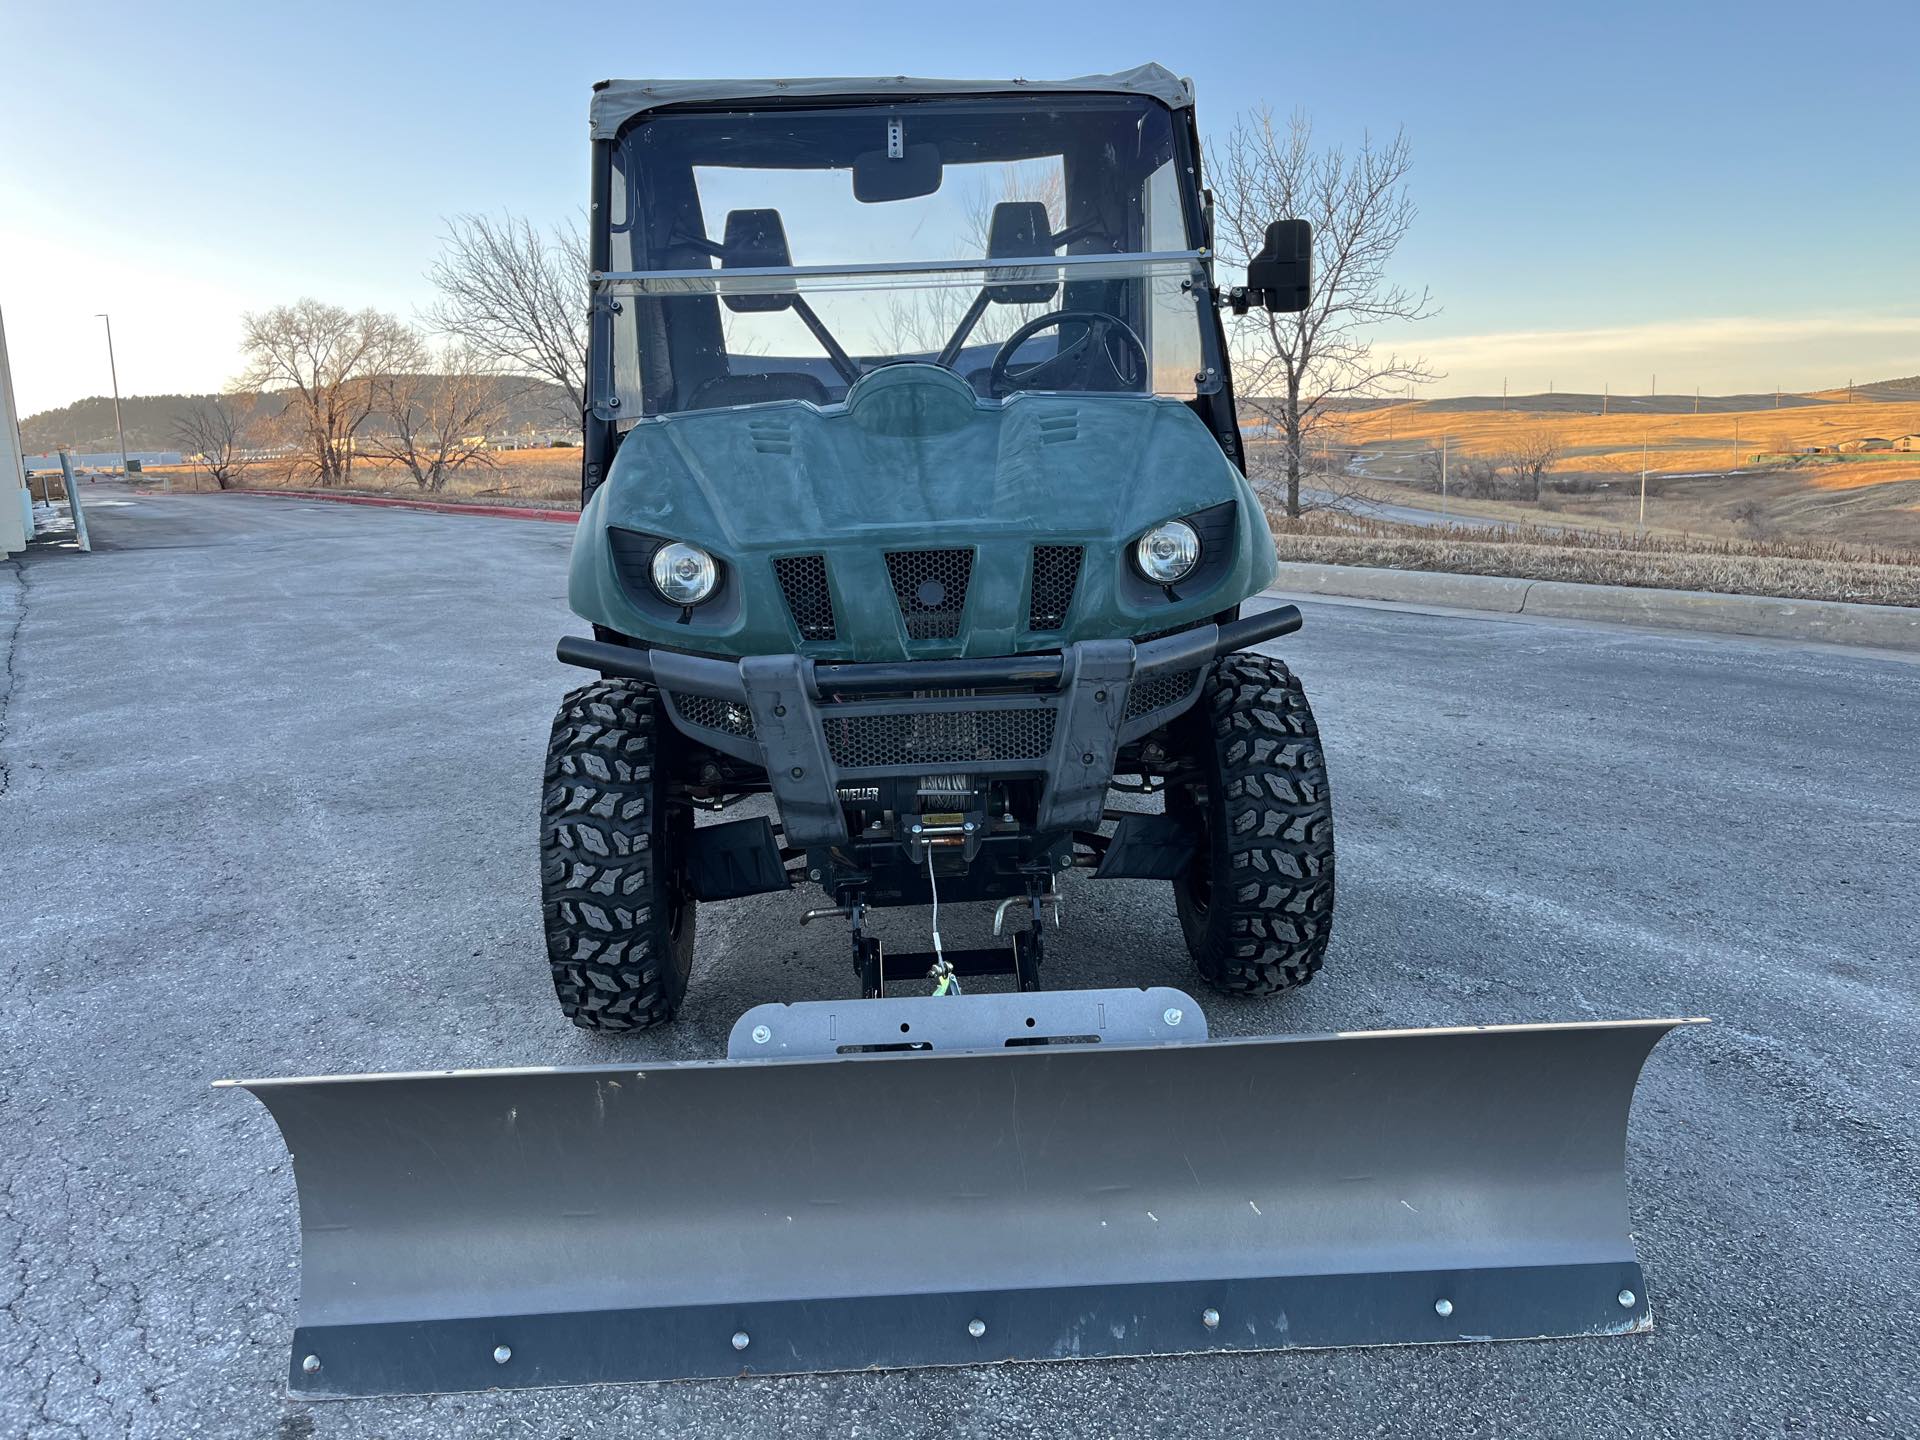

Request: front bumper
left=556, top=604, right=1302, bottom=847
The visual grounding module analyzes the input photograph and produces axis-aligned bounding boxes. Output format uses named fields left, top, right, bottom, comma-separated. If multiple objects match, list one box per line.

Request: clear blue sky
left=4, top=0, right=1917, bottom=415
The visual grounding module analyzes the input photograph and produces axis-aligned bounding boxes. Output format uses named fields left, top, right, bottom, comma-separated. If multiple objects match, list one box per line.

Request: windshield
left=595, top=94, right=1219, bottom=418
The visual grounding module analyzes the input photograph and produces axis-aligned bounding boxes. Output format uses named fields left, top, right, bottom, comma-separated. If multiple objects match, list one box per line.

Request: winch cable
left=926, top=848, right=960, bottom=996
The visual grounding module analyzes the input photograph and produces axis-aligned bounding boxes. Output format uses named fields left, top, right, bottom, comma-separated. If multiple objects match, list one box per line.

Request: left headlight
left=1133, top=519, right=1201, bottom=584
left=650, top=541, right=720, bottom=605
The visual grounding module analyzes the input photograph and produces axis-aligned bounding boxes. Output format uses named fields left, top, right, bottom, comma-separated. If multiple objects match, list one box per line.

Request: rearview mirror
left=852, top=143, right=943, bottom=203
left=1244, top=219, right=1312, bottom=312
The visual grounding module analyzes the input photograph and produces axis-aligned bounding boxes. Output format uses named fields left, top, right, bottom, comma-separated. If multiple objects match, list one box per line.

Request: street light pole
left=95, top=313, right=129, bottom=480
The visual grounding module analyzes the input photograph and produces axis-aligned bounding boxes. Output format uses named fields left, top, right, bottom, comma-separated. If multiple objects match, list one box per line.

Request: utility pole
left=1694, top=386, right=1700, bottom=415
left=1639, top=433, right=1649, bottom=528
left=1440, top=433, right=1449, bottom=518
left=1732, top=416, right=1740, bottom=470
left=1602, top=382, right=1609, bottom=416
left=1651, top=373, right=1656, bottom=397
left=95, top=313, right=129, bottom=480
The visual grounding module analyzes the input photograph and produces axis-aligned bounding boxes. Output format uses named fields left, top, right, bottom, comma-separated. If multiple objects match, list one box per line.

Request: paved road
left=3, top=489, right=1917, bottom=1438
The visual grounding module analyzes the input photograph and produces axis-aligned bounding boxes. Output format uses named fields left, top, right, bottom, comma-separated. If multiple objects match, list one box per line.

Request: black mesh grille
left=1124, top=669, right=1200, bottom=721
left=884, top=549, right=973, bottom=640
left=1027, top=545, right=1083, bottom=630
left=773, top=555, right=836, bottom=641
left=670, top=693, right=756, bottom=738
left=824, top=708, right=1055, bottom=769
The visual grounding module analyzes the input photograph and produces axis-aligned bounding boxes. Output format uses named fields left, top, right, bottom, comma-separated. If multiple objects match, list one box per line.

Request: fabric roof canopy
left=590, top=64, right=1192, bottom=140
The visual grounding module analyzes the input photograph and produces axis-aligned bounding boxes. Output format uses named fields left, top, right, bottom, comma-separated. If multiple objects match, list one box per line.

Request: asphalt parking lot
left=3, top=486, right=1916, bottom=1438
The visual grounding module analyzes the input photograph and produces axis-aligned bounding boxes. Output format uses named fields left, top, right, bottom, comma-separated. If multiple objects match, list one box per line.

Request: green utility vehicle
left=546, top=65, right=1328, bottom=1027
left=229, top=70, right=1687, bottom=1399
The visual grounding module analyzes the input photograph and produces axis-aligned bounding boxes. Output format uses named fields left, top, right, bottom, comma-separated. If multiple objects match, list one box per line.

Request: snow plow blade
left=225, top=990, right=1695, bottom=1397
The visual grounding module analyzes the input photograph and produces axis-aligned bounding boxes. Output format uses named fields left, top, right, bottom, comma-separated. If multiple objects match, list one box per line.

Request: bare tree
left=366, top=336, right=506, bottom=491
left=1498, top=430, right=1562, bottom=502
left=1209, top=109, right=1438, bottom=516
left=171, top=394, right=252, bottom=490
left=239, top=301, right=410, bottom=486
left=427, top=214, right=587, bottom=420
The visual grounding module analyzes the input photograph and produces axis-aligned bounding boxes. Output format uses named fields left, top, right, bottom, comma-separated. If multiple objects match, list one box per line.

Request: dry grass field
left=1316, top=394, right=1920, bottom=552
left=1270, top=510, right=1920, bottom=608
left=149, top=446, right=583, bottom=505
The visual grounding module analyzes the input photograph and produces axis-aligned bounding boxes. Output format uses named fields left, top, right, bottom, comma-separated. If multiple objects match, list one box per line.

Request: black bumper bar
left=555, top=603, right=1303, bottom=697
left=554, top=604, right=1303, bottom=848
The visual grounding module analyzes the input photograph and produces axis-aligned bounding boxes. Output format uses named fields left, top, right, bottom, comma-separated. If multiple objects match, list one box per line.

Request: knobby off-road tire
left=1170, top=653, right=1335, bottom=996
left=540, top=680, right=696, bottom=1030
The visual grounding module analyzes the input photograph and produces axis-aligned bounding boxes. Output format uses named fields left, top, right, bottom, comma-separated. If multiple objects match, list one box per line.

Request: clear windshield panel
left=596, top=257, right=1211, bottom=414
left=601, top=93, right=1215, bottom=417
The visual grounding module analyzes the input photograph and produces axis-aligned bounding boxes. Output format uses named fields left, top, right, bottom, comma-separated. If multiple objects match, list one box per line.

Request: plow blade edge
left=229, top=991, right=1693, bottom=1396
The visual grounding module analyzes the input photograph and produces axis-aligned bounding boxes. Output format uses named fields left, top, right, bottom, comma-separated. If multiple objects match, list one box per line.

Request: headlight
left=1133, top=520, right=1201, bottom=584
left=650, top=541, right=719, bottom=605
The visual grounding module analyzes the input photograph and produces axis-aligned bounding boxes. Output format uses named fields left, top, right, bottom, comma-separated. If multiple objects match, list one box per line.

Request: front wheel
left=539, top=680, right=696, bottom=1030
left=1168, top=653, right=1335, bottom=996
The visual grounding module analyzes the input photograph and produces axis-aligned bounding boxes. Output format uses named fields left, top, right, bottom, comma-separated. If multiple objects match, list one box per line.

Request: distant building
left=1894, top=434, right=1920, bottom=452
left=1837, top=437, right=1892, bottom=453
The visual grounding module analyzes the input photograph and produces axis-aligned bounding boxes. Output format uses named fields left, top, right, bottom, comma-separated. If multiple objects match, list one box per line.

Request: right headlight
left=650, top=541, right=720, bottom=605
left=1133, top=519, right=1201, bottom=584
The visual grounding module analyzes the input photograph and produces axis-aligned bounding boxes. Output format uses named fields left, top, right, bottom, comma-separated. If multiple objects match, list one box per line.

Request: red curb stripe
left=228, top=487, right=578, bottom=523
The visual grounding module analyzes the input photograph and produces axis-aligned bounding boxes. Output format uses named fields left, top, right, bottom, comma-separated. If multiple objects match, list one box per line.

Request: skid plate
left=225, top=994, right=1696, bottom=1396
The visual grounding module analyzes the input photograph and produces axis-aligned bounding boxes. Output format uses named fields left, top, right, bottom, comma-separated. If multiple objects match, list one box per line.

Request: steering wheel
left=987, top=310, right=1149, bottom=398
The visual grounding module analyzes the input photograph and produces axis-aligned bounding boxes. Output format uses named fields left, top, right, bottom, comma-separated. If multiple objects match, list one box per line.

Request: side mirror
left=1239, top=219, right=1312, bottom=313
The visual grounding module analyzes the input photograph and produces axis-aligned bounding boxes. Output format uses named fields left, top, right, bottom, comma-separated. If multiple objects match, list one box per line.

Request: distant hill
left=1324, top=383, right=1920, bottom=417
left=22, top=378, right=577, bottom=452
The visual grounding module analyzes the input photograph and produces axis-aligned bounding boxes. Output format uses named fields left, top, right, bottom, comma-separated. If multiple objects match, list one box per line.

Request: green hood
left=570, top=364, right=1276, bottom=662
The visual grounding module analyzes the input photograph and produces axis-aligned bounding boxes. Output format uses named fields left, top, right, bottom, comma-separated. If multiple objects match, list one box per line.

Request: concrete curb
left=1271, top=560, right=1920, bottom=652
left=227, top=487, right=577, bottom=524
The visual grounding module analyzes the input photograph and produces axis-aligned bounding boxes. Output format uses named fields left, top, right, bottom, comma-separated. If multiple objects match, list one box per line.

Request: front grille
left=1124, top=669, right=1200, bottom=720
left=824, top=708, right=1056, bottom=769
left=773, top=554, right=836, bottom=641
left=1027, top=545, right=1083, bottom=630
left=884, top=549, right=973, bottom=641
left=670, top=692, right=756, bottom=738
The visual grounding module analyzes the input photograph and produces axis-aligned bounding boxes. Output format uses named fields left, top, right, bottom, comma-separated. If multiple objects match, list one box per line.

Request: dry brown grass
left=1296, top=396, right=1920, bottom=551
left=150, top=448, right=583, bottom=506
left=1270, top=510, right=1920, bottom=608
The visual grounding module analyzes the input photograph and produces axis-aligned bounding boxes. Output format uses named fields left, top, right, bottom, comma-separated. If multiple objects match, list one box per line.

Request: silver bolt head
left=808, top=868, right=822, bottom=881
left=301, top=1354, right=321, bottom=1375
left=493, top=1345, right=512, bottom=1365
left=751, top=1024, right=771, bottom=1045
left=1202, top=1308, right=1220, bottom=1329
left=963, top=821, right=976, bottom=832
left=1434, top=1298, right=1453, bottom=1317
left=1058, top=854, right=1072, bottom=868
left=967, top=1318, right=986, bottom=1339
left=731, top=1330, right=750, bottom=1351
left=1618, top=1289, right=1637, bottom=1308
left=911, top=823, right=923, bottom=834
left=1163, top=1007, right=1183, bottom=1026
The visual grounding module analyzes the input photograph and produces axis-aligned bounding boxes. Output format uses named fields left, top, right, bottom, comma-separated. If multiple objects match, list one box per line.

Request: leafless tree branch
left=238, top=300, right=410, bottom=486
left=426, top=213, right=587, bottom=422
left=170, top=394, right=253, bottom=489
left=1208, top=109, right=1440, bottom=516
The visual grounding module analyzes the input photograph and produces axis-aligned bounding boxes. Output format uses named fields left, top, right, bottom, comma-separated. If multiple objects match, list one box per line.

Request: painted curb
left=1271, top=561, right=1920, bottom=652
left=229, top=488, right=577, bottom=524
